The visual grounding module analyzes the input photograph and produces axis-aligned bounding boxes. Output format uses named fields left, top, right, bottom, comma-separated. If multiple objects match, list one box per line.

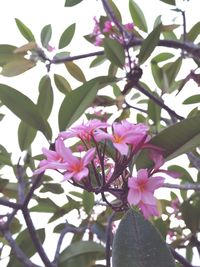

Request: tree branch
left=22, top=208, right=53, bottom=267
left=0, top=198, right=21, bottom=209
left=163, top=183, right=200, bottom=191
left=105, top=212, right=115, bottom=267
left=170, top=247, right=198, bottom=267
left=0, top=227, right=41, bottom=267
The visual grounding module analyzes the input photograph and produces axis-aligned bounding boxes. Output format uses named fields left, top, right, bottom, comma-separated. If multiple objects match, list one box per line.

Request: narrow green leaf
left=103, top=38, right=125, bottom=69
left=83, top=190, right=95, bottom=215
left=40, top=183, right=64, bottom=194
left=59, top=23, right=76, bottom=49
left=136, top=116, right=200, bottom=169
left=41, top=24, right=52, bottom=48
left=183, top=94, right=200, bottom=105
left=151, top=52, right=174, bottom=63
left=159, top=0, right=176, bottom=5
left=37, top=75, right=54, bottom=119
left=148, top=96, right=161, bottom=125
left=0, top=84, right=52, bottom=140
left=59, top=241, right=105, bottom=267
left=187, top=22, right=200, bottom=42
left=15, top=18, right=35, bottom=42
left=65, top=0, right=83, bottom=7
left=90, top=55, right=106, bottom=68
left=65, top=61, right=86, bottom=82
left=58, top=76, right=118, bottom=131
left=112, top=209, right=175, bottom=267
left=53, top=51, right=70, bottom=61
left=163, top=58, right=182, bottom=87
left=168, top=165, right=194, bottom=183
left=54, top=74, right=72, bottom=94
left=106, top=0, right=122, bottom=22
left=1, top=58, right=36, bottom=77
left=58, top=80, right=98, bottom=131
left=31, top=197, right=58, bottom=213
left=129, top=0, right=148, bottom=32
left=18, top=121, right=37, bottom=151
left=138, top=24, right=161, bottom=64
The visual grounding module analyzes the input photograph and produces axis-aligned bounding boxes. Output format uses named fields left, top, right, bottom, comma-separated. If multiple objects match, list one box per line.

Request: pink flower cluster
left=34, top=119, right=178, bottom=218
left=91, top=16, right=134, bottom=46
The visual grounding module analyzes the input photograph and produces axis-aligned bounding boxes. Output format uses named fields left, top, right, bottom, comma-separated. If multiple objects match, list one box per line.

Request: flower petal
left=146, top=176, right=165, bottom=191
left=127, top=188, right=141, bottom=205
left=113, top=143, right=129, bottom=155
left=74, top=167, right=89, bottom=181
left=82, top=148, right=96, bottom=166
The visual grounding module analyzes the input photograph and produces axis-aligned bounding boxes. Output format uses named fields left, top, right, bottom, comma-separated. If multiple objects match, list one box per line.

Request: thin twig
left=22, top=208, right=53, bottom=267
left=53, top=225, right=85, bottom=266
left=163, top=183, right=200, bottom=191
left=170, top=247, right=198, bottom=267
left=0, top=198, right=21, bottom=209
left=105, top=212, right=115, bottom=267
left=0, top=227, right=41, bottom=267
left=16, top=163, right=26, bottom=204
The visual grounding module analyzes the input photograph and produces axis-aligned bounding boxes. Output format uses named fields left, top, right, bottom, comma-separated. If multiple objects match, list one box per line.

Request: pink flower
left=34, top=138, right=69, bottom=174
left=103, top=21, right=113, bottom=33
left=94, top=36, right=103, bottom=46
left=59, top=119, right=108, bottom=142
left=127, top=169, right=164, bottom=218
left=63, top=147, right=96, bottom=182
left=124, top=23, right=134, bottom=31
left=95, top=120, right=148, bottom=156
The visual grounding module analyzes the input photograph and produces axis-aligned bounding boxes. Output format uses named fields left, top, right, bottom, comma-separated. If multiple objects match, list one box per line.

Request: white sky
left=0, top=0, right=200, bottom=266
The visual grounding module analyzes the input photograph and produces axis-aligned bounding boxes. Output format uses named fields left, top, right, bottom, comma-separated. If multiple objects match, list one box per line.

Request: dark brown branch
left=23, top=173, right=44, bottom=207
left=130, top=82, right=184, bottom=121
left=22, top=208, right=53, bottom=267
left=0, top=227, right=41, bottom=267
left=170, top=247, right=198, bottom=267
left=0, top=198, right=21, bottom=209
left=105, top=212, right=115, bottom=267
left=39, top=38, right=200, bottom=66
left=163, top=183, right=200, bottom=191
left=53, top=225, right=85, bottom=266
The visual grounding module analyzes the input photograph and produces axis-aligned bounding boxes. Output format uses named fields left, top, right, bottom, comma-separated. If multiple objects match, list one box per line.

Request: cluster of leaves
left=0, top=0, right=200, bottom=267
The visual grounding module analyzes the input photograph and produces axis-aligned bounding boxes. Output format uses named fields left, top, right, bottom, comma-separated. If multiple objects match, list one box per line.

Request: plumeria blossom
left=103, top=20, right=113, bottom=33
left=95, top=120, right=149, bottom=156
left=34, top=138, right=70, bottom=175
left=59, top=119, right=108, bottom=142
left=127, top=169, right=165, bottom=218
left=63, top=147, right=96, bottom=182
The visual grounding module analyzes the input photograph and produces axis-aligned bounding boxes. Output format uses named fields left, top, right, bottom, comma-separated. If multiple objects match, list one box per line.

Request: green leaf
left=168, top=165, right=194, bottom=183
left=41, top=24, right=52, bottom=49
left=1, top=58, right=36, bottom=77
left=83, top=190, right=95, bottom=215
left=159, top=0, right=176, bottom=5
left=18, top=121, right=37, bottom=151
left=106, top=0, right=122, bottom=22
left=163, top=58, right=182, bottom=88
left=54, top=74, right=72, bottom=94
left=103, top=38, right=125, bottom=68
left=40, top=183, right=64, bottom=194
left=138, top=24, right=161, bottom=65
left=65, top=0, right=83, bottom=7
left=187, top=22, right=200, bottom=42
left=59, top=241, right=105, bottom=267
left=183, top=94, right=200, bottom=105
left=65, top=61, right=86, bottom=82
left=0, top=84, right=52, bottom=140
left=58, top=76, right=118, bottom=131
left=15, top=18, right=35, bottom=42
left=31, top=197, right=59, bottom=213
left=53, top=51, right=70, bottom=61
left=180, top=195, right=200, bottom=234
left=136, top=116, right=200, bottom=169
left=151, top=52, right=174, bottom=63
left=90, top=55, right=106, bottom=68
left=58, top=79, right=99, bottom=131
left=112, top=209, right=175, bottom=267
left=129, top=0, right=148, bottom=32
left=148, top=96, right=161, bottom=125
left=0, top=45, right=26, bottom=67
left=8, top=228, right=45, bottom=267
left=37, top=75, right=54, bottom=119
left=59, top=23, right=76, bottom=49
